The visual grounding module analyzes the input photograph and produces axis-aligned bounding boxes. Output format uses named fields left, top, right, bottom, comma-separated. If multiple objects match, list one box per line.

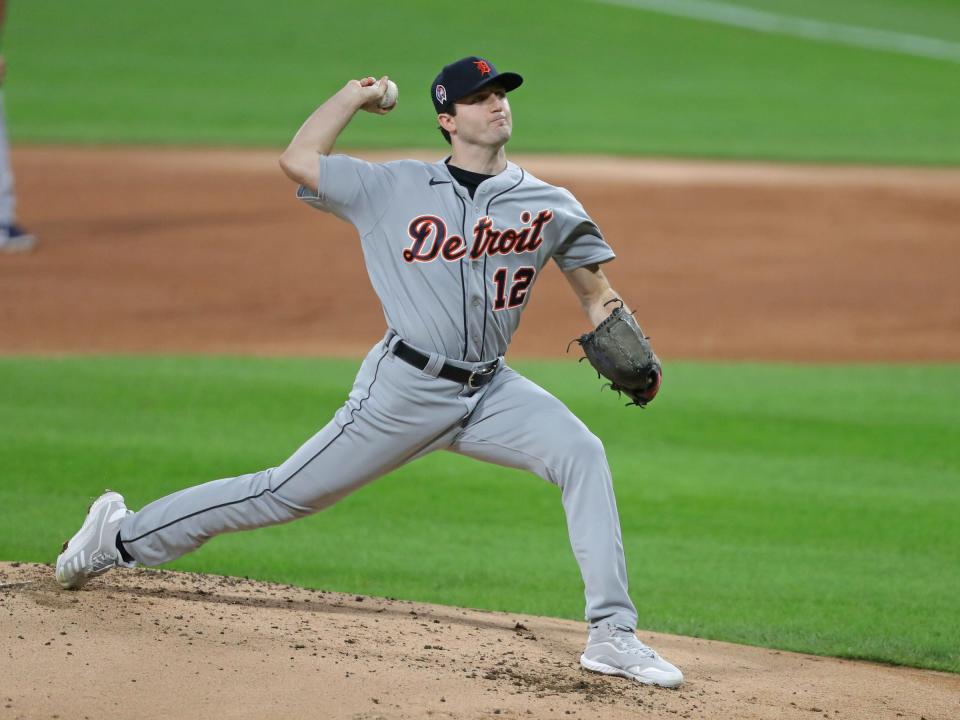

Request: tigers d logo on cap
left=430, top=56, right=523, bottom=114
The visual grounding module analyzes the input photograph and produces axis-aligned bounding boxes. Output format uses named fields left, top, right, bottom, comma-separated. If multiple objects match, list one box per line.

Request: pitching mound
left=2, top=562, right=956, bottom=719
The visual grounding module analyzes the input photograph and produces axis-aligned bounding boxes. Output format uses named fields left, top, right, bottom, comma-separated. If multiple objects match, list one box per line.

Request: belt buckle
left=467, top=360, right=498, bottom=389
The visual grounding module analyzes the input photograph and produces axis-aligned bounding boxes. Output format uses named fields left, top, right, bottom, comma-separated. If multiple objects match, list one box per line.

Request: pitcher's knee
left=579, top=429, right=605, bottom=453
left=547, top=429, right=607, bottom=470
left=576, top=432, right=607, bottom=465
left=269, top=467, right=362, bottom=514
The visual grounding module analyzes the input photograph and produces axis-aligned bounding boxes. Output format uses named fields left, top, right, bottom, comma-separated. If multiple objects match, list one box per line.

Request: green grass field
left=1, top=357, right=957, bottom=672
left=7, top=0, right=960, bottom=163
left=3, top=0, right=958, bottom=680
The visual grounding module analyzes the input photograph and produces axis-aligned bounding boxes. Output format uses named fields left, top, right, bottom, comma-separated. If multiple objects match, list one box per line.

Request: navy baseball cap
left=431, top=56, right=523, bottom=114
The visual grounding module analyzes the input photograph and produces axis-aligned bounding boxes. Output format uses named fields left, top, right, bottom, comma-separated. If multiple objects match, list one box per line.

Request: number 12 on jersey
left=492, top=266, right=536, bottom=311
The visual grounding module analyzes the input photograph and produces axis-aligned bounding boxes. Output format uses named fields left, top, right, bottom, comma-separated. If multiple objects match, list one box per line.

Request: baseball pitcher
left=55, top=56, right=681, bottom=688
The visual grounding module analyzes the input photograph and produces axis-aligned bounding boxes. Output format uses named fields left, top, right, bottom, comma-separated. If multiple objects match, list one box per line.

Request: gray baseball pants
left=0, top=93, right=16, bottom=227
left=119, top=334, right=638, bottom=628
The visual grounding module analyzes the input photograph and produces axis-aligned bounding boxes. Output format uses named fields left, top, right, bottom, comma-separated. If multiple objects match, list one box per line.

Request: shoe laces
left=89, top=549, right=118, bottom=574
left=609, top=624, right=657, bottom=658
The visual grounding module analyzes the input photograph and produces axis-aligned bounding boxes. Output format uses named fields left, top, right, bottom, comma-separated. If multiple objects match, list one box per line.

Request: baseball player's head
left=431, top=56, right=523, bottom=148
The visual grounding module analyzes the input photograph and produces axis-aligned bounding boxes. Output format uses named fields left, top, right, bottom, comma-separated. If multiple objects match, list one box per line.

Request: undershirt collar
left=445, top=161, right=495, bottom=200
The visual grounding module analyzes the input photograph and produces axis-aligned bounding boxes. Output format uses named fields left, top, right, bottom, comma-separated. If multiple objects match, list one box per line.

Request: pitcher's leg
left=450, top=367, right=638, bottom=629
left=120, top=346, right=468, bottom=566
left=121, top=419, right=362, bottom=566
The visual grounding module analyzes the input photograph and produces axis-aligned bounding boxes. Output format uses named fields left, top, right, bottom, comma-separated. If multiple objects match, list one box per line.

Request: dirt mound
left=1, top=562, right=956, bottom=719
left=3, top=147, right=959, bottom=361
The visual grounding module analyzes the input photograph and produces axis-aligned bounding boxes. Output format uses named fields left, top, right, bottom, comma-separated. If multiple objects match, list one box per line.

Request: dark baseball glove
left=572, top=300, right=662, bottom=408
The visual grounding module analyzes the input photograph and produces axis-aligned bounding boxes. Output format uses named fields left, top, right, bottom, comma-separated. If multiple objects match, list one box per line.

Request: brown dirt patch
left=2, top=146, right=959, bottom=360
left=2, top=562, right=957, bottom=720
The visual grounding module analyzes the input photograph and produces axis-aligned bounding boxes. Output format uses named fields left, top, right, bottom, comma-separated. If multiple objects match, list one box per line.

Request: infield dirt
left=3, top=562, right=958, bottom=720
left=1, top=148, right=958, bottom=719
left=2, top=147, right=959, bottom=361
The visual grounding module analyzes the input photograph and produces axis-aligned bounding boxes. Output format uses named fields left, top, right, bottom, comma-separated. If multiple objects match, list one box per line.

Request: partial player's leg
left=0, top=92, right=34, bottom=254
left=0, top=92, right=13, bottom=229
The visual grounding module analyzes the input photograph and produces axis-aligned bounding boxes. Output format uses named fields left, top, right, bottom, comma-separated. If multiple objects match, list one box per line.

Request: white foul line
left=594, top=0, right=960, bottom=64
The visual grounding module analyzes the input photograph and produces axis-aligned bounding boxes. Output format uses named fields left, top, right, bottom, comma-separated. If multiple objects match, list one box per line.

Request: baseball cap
left=431, top=56, right=523, bottom=114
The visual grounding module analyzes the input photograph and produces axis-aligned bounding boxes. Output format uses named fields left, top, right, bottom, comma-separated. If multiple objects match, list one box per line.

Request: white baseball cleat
left=56, top=491, right=136, bottom=590
left=580, top=622, right=684, bottom=688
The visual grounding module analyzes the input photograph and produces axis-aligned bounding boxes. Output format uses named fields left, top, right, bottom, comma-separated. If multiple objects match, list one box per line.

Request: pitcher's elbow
left=278, top=150, right=298, bottom=179
left=278, top=151, right=313, bottom=189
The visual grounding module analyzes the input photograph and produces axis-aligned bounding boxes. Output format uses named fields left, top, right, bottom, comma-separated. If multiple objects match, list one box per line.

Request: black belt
left=392, top=340, right=500, bottom=388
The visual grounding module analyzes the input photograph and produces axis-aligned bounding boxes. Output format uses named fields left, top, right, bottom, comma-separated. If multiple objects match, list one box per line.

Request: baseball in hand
left=378, top=79, right=399, bottom=109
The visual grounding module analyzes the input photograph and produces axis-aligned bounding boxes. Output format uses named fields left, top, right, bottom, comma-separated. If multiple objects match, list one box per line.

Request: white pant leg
left=0, top=92, right=15, bottom=227
left=449, top=365, right=638, bottom=629
left=120, top=343, right=478, bottom=566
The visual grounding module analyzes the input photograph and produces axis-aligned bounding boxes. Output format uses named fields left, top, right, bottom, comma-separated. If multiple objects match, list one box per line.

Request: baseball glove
left=572, top=300, right=662, bottom=408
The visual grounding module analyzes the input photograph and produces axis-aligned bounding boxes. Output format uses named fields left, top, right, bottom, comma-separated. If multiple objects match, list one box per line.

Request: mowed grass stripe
left=595, top=0, right=960, bottom=63
left=711, top=0, right=960, bottom=43
left=0, top=356, right=957, bottom=672
left=7, top=0, right=960, bottom=163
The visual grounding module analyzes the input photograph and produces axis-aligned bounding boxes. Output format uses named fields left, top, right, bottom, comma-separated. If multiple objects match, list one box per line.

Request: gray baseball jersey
left=297, top=156, right=615, bottom=362
left=119, top=156, right=639, bottom=631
